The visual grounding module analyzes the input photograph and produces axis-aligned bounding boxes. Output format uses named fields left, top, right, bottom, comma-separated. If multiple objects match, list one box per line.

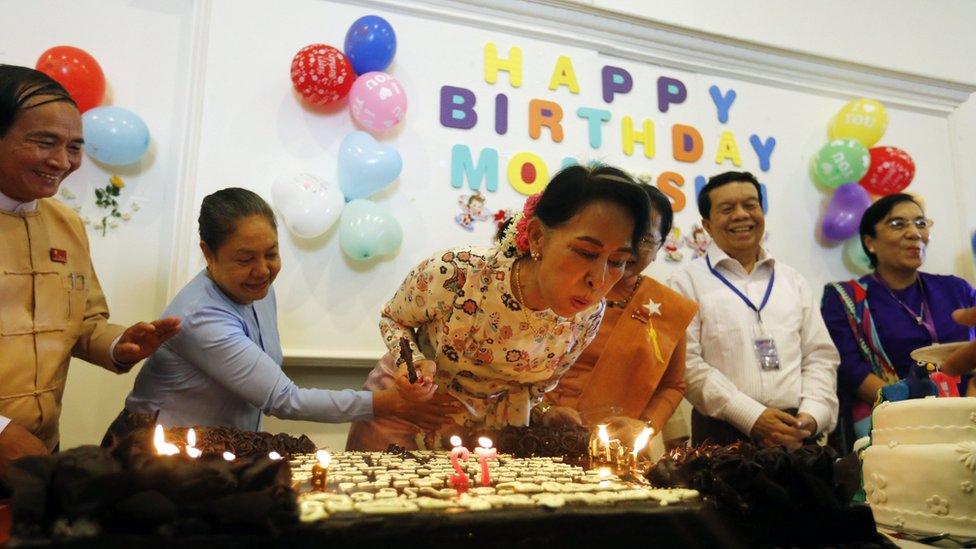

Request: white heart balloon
left=271, top=173, right=345, bottom=239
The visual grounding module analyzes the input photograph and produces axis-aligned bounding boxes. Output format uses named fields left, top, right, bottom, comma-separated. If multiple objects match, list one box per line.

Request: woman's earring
left=531, top=251, right=541, bottom=261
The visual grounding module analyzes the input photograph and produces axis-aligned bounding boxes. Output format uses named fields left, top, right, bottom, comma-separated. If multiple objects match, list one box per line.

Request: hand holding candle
left=474, top=437, right=497, bottom=487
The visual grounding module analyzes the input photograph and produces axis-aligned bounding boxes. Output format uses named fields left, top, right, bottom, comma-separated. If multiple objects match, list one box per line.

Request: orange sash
left=574, top=277, right=698, bottom=419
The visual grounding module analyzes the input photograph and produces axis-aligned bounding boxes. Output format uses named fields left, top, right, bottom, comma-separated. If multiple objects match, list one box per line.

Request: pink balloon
left=348, top=71, right=407, bottom=132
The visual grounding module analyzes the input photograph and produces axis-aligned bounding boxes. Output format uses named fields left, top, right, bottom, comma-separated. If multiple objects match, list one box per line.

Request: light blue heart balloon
left=339, top=199, right=403, bottom=261
left=82, top=106, right=150, bottom=166
left=338, top=131, right=402, bottom=200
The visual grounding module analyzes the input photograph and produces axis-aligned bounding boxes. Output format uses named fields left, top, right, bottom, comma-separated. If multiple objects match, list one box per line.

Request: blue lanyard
left=705, top=254, right=775, bottom=322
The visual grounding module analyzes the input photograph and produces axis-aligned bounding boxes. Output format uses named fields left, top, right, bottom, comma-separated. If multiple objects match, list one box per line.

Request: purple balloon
left=822, top=183, right=871, bottom=241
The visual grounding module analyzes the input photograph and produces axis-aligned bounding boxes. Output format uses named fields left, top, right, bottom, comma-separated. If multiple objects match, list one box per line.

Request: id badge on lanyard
left=706, top=254, right=779, bottom=371
left=752, top=318, right=781, bottom=371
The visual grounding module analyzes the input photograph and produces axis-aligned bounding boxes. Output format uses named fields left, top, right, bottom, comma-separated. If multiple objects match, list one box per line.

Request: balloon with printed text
left=858, top=147, right=915, bottom=196
left=290, top=44, right=355, bottom=105
left=271, top=173, right=345, bottom=239
left=810, top=139, right=870, bottom=189
left=349, top=71, right=407, bottom=132
left=344, top=15, right=397, bottom=75
left=829, top=98, right=888, bottom=147
left=35, top=45, right=106, bottom=113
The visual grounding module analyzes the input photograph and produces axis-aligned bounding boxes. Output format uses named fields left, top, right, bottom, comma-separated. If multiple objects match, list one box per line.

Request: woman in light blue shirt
left=106, top=188, right=458, bottom=437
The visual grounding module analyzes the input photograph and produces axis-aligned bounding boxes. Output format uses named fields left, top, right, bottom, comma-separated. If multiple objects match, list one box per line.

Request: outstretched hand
left=942, top=307, right=976, bottom=376
left=112, top=316, right=182, bottom=365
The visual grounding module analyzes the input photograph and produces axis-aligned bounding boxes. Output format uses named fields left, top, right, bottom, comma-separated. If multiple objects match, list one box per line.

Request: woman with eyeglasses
left=821, top=193, right=975, bottom=453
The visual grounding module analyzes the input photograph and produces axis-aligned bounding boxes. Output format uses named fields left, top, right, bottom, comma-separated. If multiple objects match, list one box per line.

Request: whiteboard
left=183, top=0, right=967, bottom=364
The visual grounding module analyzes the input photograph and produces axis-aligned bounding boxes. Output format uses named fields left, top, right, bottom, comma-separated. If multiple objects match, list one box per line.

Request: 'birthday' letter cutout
left=672, top=124, right=703, bottom=162
left=576, top=107, right=611, bottom=149
left=484, top=43, right=522, bottom=87
left=440, top=86, right=477, bottom=130
left=749, top=135, right=776, bottom=172
left=714, top=131, right=742, bottom=166
left=622, top=117, right=655, bottom=158
left=529, top=99, right=565, bottom=143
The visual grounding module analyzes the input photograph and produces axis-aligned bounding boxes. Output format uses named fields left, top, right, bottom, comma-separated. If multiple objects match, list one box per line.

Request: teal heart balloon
left=810, top=138, right=870, bottom=189
left=339, top=199, right=403, bottom=260
left=843, top=236, right=872, bottom=275
left=338, top=131, right=403, bottom=200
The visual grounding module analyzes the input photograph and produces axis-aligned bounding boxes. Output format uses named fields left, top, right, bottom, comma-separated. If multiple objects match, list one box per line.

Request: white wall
left=3, top=0, right=974, bottom=452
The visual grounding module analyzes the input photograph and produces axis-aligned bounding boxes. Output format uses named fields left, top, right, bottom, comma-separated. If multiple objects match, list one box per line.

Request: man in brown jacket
left=0, top=65, right=180, bottom=480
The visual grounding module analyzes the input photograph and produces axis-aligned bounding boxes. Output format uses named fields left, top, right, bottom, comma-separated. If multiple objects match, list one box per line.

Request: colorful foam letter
left=601, top=65, right=632, bottom=103
left=451, top=144, right=499, bottom=192
left=576, top=107, right=611, bottom=149
left=672, top=124, right=703, bottom=162
left=714, top=131, right=742, bottom=166
left=749, top=135, right=776, bottom=172
left=508, top=152, right=549, bottom=195
left=484, top=42, right=522, bottom=87
left=495, top=93, right=508, bottom=135
left=621, top=116, right=654, bottom=158
left=657, top=172, right=686, bottom=213
left=440, top=86, right=477, bottom=130
left=708, top=86, right=737, bottom=124
left=657, top=77, right=687, bottom=113
left=529, top=99, right=565, bottom=143
left=548, top=55, right=580, bottom=94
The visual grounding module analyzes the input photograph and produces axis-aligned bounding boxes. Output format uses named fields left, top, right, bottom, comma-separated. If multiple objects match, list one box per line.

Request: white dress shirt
left=669, top=241, right=839, bottom=436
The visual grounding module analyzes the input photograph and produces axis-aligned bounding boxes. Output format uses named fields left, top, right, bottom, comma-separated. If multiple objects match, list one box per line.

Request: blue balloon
left=339, top=199, right=403, bottom=261
left=344, top=15, right=397, bottom=75
left=338, top=131, right=402, bottom=200
left=82, top=106, right=150, bottom=166
left=972, top=231, right=976, bottom=257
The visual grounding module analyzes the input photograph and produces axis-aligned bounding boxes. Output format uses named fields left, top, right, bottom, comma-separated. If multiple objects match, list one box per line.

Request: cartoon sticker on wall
left=663, top=227, right=684, bottom=263
left=684, top=224, right=711, bottom=259
left=455, top=192, right=492, bottom=232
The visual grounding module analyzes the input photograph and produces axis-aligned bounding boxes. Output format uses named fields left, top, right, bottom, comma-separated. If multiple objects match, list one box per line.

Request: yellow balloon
left=828, top=98, right=888, bottom=147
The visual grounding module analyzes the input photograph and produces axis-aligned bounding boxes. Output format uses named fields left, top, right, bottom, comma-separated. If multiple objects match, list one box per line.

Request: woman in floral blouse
left=346, top=164, right=651, bottom=450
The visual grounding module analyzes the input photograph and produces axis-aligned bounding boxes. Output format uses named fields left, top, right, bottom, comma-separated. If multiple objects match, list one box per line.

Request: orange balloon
left=35, top=46, right=106, bottom=113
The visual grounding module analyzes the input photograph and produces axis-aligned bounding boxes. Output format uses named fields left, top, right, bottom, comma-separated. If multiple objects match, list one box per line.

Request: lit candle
left=185, top=428, right=202, bottom=458
left=152, top=424, right=180, bottom=456
left=631, top=427, right=654, bottom=469
left=222, top=451, right=236, bottom=461
left=311, top=449, right=331, bottom=491
left=449, top=435, right=470, bottom=492
left=597, top=424, right=611, bottom=462
left=474, top=437, right=497, bottom=487
left=268, top=451, right=282, bottom=460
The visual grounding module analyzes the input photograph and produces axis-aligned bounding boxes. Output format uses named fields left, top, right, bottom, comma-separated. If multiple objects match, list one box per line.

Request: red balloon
left=290, top=44, right=354, bottom=105
left=35, top=46, right=105, bottom=113
left=859, top=146, right=915, bottom=196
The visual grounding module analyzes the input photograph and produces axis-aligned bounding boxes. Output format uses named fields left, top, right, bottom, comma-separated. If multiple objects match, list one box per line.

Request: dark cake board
left=7, top=501, right=890, bottom=549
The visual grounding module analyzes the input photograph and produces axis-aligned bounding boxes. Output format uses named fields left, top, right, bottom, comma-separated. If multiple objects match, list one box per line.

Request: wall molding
left=339, top=0, right=974, bottom=116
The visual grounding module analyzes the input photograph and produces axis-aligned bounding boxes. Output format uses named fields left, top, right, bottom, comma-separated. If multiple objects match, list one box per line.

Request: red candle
left=474, top=437, right=497, bottom=487
left=449, top=435, right=470, bottom=492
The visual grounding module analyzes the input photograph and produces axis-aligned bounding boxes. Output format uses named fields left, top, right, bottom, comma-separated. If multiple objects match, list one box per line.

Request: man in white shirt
left=669, top=171, right=839, bottom=448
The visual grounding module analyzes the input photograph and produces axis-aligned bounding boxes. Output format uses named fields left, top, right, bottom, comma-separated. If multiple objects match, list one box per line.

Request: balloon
left=339, top=199, right=403, bottom=261
left=971, top=231, right=976, bottom=258
left=822, top=183, right=872, bottom=241
left=843, top=237, right=872, bottom=275
left=338, top=131, right=403, bottom=200
left=35, top=46, right=105, bottom=113
left=859, top=146, right=915, bottom=196
left=829, top=99, right=888, bottom=147
left=290, top=44, right=355, bottom=105
left=81, top=106, right=150, bottom=165
left=344, top=15, right=397, bottom=75
left=271, top=173, right=345, bottom=239
left=810, top=139, right=870, bottom=189
left=348, top=72, right=407, bottom=132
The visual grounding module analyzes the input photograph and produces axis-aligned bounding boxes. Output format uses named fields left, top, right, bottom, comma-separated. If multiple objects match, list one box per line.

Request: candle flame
left=450, top=435, right=462, bottom=447
left=268, top=451, right=282, bottom=460
left=477, top=436, right=493, bottom=449
left=222, top=451, right=235, bottom=461
left=316, top=449, right=332, bottom=468
left=597, top=424, right=610, bottom=444
left=186, top=428, right=196, bottom=448
left=186, top=446, right=202, bottom=459
left=632, top=427, right=654, bottom=457
left=153, top=424, right=180, bottom=456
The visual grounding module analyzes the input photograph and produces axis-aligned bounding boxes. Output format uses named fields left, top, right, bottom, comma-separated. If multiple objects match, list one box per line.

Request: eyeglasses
left=884, top=217, right=934, bottom=232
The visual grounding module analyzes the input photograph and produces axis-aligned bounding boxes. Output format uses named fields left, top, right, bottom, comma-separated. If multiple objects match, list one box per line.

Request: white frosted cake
left=862, top=397, right=976, bottom=537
